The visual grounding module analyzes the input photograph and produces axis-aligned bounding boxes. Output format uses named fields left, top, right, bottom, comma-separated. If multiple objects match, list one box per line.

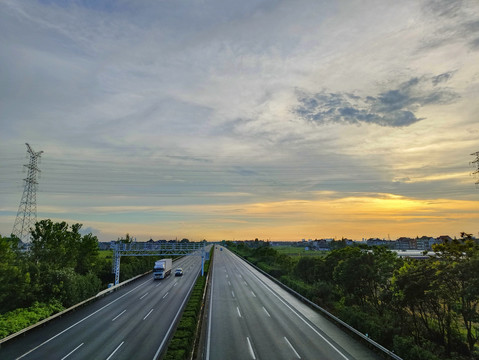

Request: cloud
left=79, top=226, right=101, bottom=236
left=432, top=71, right=455, bottom=86
left=420, top=0, right=479, bottom=51
left=293, top=74, right=459, bottom=127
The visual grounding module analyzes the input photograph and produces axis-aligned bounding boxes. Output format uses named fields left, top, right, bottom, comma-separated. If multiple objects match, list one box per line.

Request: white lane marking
left=228, top=281, right=231, bottom=286
left=140, top=292, right=149, bottom=299
left=112, top=310, right=126, bottom=322
left=155, top=282, right=162, bottom=287
left=61, top=343, right=84, bottom=360
left=251, top=291, right=256, bottom=297
left=154, top=270, right=200, bottom=360
left=143, top=309, right=154, bottom=320
left=262, top=307, right=271, bottom=317
left=237, top=306, right=242, bottom=318
left=106, top=341, right=124, bottom=360
left=241, top=259, right=350, bottom=360
left=284, top=337, right=302, bottom=359
left=231, top=291, right=235, bottom=298
left=246, top=337, right=256, bottom=360
left=239, top=274, right=243, bottom=278
left=244, top=281, right=248, bottom=286
left=226, top=274, right=229, bottom=278
left=174, top=282, right=178, bottom=287
left=163, top=292, right=169, bottom=299
left=16, top=278, right=150, bottom=359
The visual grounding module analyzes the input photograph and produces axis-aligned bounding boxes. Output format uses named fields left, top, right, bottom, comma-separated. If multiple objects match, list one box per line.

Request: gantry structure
left=111, top=241, right=208, bottom=285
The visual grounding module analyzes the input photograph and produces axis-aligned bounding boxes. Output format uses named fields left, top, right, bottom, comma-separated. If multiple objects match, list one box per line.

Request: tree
left=0, top=235, right=26, bottom=312
left=433, top=236, right=479, bottom=354
left=30, top=220, right=81, bottom=270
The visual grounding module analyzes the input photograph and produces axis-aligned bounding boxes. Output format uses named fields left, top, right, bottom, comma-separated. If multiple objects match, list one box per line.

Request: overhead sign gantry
left=111, top=241, right=208, bottom=285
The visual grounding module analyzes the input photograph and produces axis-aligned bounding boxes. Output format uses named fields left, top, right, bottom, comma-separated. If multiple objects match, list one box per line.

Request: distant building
left=396, top=237, right=414, bottom=250
left=367, top=238, right=388, bottom=247
left=417, top=236, right=435, bottom=250
left=437, top=235, right=453, bottom=243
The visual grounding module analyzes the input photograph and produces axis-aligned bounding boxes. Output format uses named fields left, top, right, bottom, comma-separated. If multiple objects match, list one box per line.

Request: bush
left=162, top=246, right=213, bottom=359
left=163, top=349, right=186, bottom=360
left=393, top=335, right=441, bottom=360
left=0, top=301, right=64, bottom=339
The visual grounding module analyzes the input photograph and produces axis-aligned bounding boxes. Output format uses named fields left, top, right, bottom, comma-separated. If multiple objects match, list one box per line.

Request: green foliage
left=228, top=240, right=479, bottom=360
left=0, top=301, right=64, bottom=338
left=0, top=221, right=154, bottom=339
left=393, top=336, right=441, bottom=360
left=163, top=246, right=213, bottom=360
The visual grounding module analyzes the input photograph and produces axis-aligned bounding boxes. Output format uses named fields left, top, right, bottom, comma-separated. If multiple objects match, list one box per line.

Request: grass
left=98, top=250, right=113, bottom=259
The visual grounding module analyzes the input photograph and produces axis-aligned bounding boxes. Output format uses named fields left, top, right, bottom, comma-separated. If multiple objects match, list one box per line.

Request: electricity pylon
left=12, top=143, right=43, bottom=242
left=472, top=151, right=479, bottom=186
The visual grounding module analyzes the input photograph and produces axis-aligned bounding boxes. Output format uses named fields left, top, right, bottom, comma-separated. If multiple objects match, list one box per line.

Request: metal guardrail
left=0, top=270, right=151, bottom=347
left=236, top=254, right=403, bottom=360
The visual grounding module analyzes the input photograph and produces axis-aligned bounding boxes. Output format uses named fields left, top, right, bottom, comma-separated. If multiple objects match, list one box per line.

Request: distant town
left=92, top=234, right=477, bottom=253
left=240, top=234, right=479, bottom=252
left=275, top=235, right=465, bottom=251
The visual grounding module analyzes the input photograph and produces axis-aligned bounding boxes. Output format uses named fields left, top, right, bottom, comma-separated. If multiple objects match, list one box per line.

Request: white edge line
left=16, top=279, right=150, bottom=359
left=241, top=257, right=350, bottom=360
left=284, top=336, right=301, bottom=359
left=246, top=337, right=256, bottom=360
left=106, top=341, right=124, bottom=360
left=206, top=250, right=215, bottom=359
left=60, top=342, right=84, bottom=360
left=153, top=270, right=199, bottom=360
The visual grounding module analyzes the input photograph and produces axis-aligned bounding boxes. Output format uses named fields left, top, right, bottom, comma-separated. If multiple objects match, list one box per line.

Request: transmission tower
left=472, top=151, right=479, bottom=187
left=12, top=143, right=43, bottom=242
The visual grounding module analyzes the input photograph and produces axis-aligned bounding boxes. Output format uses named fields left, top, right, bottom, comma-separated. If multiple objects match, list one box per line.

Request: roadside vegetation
left=0, top=220, right=155, bottom=339
left=163, top=246, right=213, bottom=360
left=228, top=235, right=479, bottom=360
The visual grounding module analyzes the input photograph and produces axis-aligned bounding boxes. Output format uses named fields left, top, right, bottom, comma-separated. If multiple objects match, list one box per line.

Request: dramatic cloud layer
left=294, top=74, right=460, bottom=127
left=0, top=0, right=478, bottom=241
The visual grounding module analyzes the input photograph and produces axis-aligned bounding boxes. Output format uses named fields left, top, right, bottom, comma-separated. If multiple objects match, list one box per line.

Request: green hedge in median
left=163, top=247, right=213, bottom=360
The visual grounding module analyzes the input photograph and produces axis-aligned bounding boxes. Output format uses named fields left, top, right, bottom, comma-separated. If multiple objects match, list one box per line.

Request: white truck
left=153, top=258, right=172, bottom=280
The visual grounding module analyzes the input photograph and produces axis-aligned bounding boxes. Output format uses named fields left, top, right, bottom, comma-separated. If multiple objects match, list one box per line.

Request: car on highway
left=175, top=267, right=183, bottom=276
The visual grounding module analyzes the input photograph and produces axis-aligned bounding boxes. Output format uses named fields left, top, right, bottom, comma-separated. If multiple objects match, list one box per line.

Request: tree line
left=229, top=235, right=479, bottom=360
left=0, top=219, right=155, bottom=338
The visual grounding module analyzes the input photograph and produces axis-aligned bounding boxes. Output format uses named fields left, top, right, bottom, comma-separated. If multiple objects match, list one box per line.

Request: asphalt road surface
left=0, top=254, right=203, bottom=360
left=205, top=247, right=383, bottom=360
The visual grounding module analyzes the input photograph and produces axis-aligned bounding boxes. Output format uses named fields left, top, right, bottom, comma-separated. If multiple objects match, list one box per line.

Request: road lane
left=0, top=253, right=204, bottom=360
left=207, top=247, right=382, bottom=360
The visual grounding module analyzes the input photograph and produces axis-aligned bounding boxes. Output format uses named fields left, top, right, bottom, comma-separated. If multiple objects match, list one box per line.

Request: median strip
left=162, top=246, right=213, bottom=360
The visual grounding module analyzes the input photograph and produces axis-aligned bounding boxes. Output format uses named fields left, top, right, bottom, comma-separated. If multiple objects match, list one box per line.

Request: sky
left=1, top=0, right=479, bottom=242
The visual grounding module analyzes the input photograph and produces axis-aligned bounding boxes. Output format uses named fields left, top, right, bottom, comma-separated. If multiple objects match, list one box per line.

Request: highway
left=0, top=254, right=203, bottom=360
left=205, top=247, right=383, bottom=360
